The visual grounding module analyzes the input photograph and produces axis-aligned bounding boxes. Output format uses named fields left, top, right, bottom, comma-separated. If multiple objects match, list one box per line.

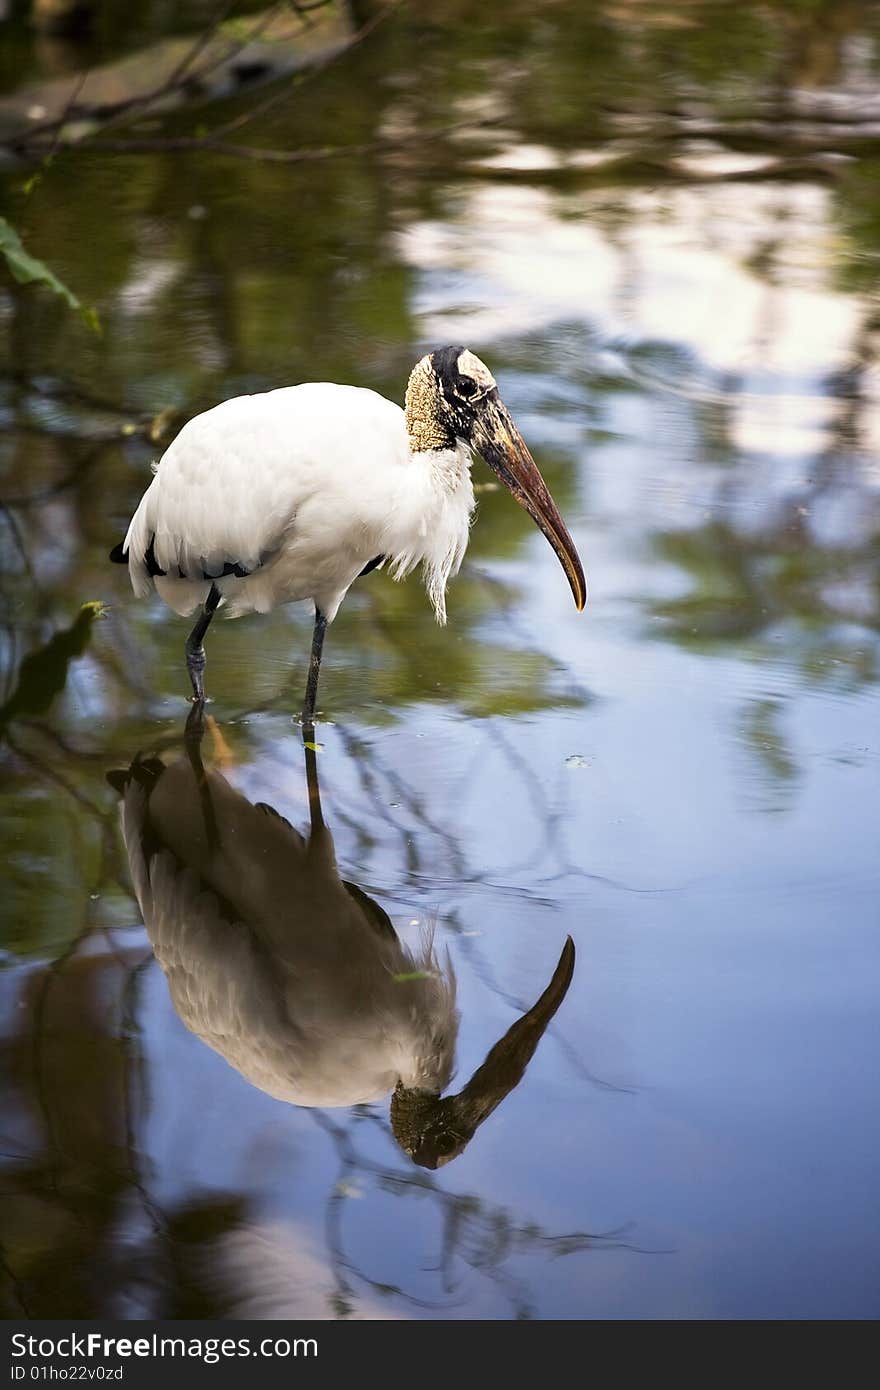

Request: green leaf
left=0, top=215, right=100, bottom=332
left=81, top=304, right=102, bottom=335
left=18, top=172, right=42, bottom=197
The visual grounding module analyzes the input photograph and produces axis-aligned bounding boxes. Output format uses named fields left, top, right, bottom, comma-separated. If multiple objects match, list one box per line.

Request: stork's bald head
left=405, top=346, right=495, bottom=454
left=404, top=345, right=587, bottom=611
left=432, top=344, right=497, bottom=402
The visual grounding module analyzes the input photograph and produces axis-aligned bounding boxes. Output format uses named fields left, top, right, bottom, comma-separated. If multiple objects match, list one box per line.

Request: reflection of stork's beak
left=390, top=937, right=576, bottom=1169
left=469, top=395, right=587, bottom=611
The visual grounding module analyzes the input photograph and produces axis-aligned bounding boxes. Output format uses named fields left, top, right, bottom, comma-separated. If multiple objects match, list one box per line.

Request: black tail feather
left=358, top=554, right=385, bottom=577
left=110, top=532, right=255, bottom=580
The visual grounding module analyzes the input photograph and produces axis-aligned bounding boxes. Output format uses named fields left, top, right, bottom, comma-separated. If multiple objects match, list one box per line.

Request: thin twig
left=42, top=69, right=90, bottom=165
left=161, top=0, right=242, bottom=94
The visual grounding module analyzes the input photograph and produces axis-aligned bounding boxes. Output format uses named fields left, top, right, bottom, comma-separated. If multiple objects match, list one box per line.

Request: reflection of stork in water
left=108, top=721, right=575, bottom=1168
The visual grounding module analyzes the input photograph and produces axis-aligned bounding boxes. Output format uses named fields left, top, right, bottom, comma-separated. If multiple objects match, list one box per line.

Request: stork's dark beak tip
left=570, top=563, right=588, bottom=612
left=545, top=512, right=587, bottom=613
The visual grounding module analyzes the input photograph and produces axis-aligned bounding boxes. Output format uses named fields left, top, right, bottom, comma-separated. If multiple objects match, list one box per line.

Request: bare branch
left=5, top=2, right=402, bottom=166
left=38, top=113, right=496, bottom=167
left=3, top=1, right=332, bottom=153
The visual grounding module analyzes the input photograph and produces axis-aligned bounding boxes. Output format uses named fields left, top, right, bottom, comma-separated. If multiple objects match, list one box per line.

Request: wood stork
left=107, top=720, right=575, bottom=1168
left=110, top=347, right=586, bottom=723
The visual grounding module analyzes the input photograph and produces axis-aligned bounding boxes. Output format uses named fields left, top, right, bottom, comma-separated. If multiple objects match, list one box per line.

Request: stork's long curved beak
left=470, top=394, right=587, bottom=610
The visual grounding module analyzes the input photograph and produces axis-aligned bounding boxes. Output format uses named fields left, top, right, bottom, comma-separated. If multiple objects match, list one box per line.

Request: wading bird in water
left=111, top=348, right=586, bottom=723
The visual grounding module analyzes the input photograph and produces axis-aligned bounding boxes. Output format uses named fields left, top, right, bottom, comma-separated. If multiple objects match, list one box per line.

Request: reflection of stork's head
left=390, top=937, right=576, bottom=1169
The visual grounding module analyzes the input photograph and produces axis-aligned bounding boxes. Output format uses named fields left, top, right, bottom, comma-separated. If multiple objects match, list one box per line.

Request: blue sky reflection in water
left=1, top=0, right=879, bottom=1319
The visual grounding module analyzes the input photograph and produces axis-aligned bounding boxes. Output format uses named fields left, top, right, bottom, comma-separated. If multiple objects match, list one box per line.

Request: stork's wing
left=109, top=534, right=259, bottom=582
left=117, top=383, right=407, bottom=605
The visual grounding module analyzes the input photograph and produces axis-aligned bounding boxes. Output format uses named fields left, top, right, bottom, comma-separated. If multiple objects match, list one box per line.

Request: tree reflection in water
left=2, top=0, right=879, bottom=1322
left=1, top=711, right=637, bottom=1320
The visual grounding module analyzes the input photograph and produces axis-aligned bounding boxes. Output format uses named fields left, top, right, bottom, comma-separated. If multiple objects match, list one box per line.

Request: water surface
left=1, top=0, right=879, bottom=1319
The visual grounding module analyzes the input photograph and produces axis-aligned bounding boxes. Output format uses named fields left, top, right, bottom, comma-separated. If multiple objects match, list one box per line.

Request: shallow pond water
left=1, top=0, right=879, bottom=1319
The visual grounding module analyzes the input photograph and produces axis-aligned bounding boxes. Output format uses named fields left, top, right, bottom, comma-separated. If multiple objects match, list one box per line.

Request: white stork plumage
left=108, top=722, right=576, bottom=1168
left=110, top=347, right=586, bottom=722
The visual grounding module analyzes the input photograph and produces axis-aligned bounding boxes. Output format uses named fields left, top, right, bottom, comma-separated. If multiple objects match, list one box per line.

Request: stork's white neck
left=410, top=442, right=471, bottom=495
left=381, top=438, right=475, bottom=624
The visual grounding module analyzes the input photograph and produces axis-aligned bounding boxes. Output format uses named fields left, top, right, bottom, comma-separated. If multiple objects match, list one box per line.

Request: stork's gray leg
left=185, top=583, right=222, bottom=703
left=301, top=607, right=327, bottom=732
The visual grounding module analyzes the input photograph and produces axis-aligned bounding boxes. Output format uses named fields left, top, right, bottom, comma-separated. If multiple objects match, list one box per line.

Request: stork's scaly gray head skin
left=405, top=346, right=587, bottom=611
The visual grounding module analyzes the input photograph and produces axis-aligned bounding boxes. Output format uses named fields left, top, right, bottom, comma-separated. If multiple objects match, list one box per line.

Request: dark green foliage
left=0, top=602, right=105, bottom=733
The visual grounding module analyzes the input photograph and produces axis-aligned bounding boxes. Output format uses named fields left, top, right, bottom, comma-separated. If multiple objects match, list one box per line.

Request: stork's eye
left=457, top=377, right=478, bottom=398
